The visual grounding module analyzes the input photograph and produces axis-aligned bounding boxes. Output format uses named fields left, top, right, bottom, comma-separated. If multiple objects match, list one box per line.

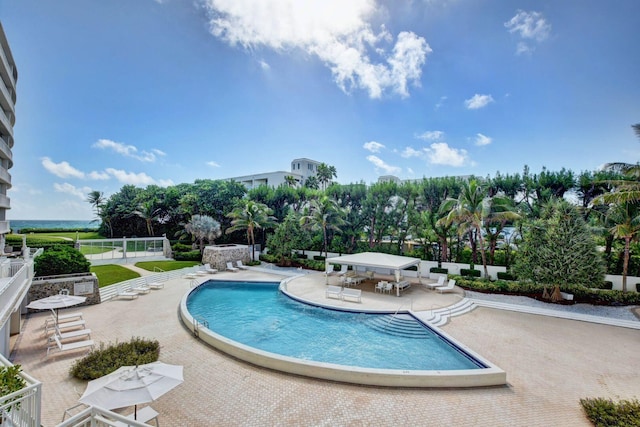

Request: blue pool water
left=186, top=281, right=484, bottom=371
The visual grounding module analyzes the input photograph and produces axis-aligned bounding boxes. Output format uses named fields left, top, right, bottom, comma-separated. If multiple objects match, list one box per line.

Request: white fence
left=0, top=353, right=41, bottom=427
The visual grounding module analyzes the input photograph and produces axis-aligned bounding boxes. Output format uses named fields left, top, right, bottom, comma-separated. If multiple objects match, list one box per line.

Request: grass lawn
left=90, top=265, right=140, bottom=288
left=135, top=261, right=200, bottom=272
left=79, top=245, right=118, bottom=255
left=31, top=231, right=104, bottom=240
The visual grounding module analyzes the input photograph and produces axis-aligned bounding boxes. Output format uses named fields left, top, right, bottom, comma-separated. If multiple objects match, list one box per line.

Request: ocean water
left=9, top=219, right=98, bottom=231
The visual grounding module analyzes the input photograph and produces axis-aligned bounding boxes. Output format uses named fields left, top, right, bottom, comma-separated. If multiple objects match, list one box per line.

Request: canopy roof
left=326, top=252, right=421, bottom=271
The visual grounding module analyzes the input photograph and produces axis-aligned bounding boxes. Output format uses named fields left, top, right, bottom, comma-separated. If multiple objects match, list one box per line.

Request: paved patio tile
left=10, top=270, right=640, bottom=426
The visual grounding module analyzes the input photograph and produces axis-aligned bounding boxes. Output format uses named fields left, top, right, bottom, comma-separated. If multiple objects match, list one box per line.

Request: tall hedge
left=34, top=245, right=90, bottom=277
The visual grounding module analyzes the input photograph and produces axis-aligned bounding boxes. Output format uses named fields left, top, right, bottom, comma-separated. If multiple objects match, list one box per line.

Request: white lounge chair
left=146, top=278, right=165, bottom=289
left=116, top=287, right=138, bottom=300
left=45, top=319, right=86, bottom=335
left=437, top=279, right=457, bottom=293
left=236, top=260, right=249, bottom=270
left=342, top=288, right=362, bottom=303
left=336, top=265, right=349, bottom=276
left=132, top=284, right=151, bottom=294
left=325, top=285, right=342, bottom=300
left=203, top=263, right=218, bottom=274
left=44, top=309, right=83, bottom=327
left=226, top=262, right=239, bottom=272
left=49, top=325, right=92, bottom=342
left=425, top=276, right=446, bottom=290
left=46, top=335, right=94, bottom=357
left=113, top=406, right=159, bottom=427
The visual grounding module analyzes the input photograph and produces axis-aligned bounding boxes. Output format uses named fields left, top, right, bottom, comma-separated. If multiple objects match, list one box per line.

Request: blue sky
left=1, top=0, right=639, bottom=220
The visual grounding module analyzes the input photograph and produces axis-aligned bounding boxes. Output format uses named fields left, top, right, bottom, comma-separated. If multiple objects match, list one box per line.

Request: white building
left=228, top=157, right=322, bottom=189
left=0, top=22, right=15, bottom=246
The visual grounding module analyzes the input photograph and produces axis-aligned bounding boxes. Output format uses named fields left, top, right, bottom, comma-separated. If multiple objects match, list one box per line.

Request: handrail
left=385, top=299, right=414, bottom=328
left=193, top=316, right=209, bottom=338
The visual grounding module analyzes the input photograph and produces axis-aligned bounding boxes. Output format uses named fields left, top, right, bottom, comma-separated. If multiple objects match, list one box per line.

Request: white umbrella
left=26, top=294, right=86, bottom=322
left=79, top=361, right=183, bottom=419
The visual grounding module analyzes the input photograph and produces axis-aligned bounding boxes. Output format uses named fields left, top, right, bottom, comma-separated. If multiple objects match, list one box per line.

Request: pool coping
left=179, top=278, right=507, bottom=388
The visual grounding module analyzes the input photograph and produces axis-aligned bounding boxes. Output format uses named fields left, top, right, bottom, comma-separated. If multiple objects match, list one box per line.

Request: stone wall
left=28, top=273, right=101, bottom=313
left=202, top=245, right=251, bottom=271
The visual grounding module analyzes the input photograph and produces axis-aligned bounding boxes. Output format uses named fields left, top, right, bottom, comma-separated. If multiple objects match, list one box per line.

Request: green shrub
left=171, top=243, right=192, bottom=252
left=174, top=250, right=201, bottom=262
left=260, top=253, right=279, bottom=263
left=69, top=338, right=160, bottom=380
left=430, top=267, right=448, bottom=274
left=580, top=397, right=640, bottom=427
left=497, top=272, right=517, bottom=281
left=246, top=260, right=261, bottom=266
left=637, top=284, right=640, bottom=293
left=460, top=268, right=481, bottom=277
left=34, top=245, right=90, bottom=277
left=602, top=281, right=613, bottom=290
left=313, top=255, right=326, bottom=261
left=0, top=365, right=27, bottom=409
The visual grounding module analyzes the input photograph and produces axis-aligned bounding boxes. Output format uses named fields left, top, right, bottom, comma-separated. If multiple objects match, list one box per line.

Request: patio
left=10, top=269, right=640, bottom=426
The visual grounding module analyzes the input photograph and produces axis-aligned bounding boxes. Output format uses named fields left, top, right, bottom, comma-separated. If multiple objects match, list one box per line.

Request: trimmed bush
left=497, top=272, right=517, bottom=281
left=174, top=250, right=201, bottom=262
left=637, top=283, right=640, bottom=293
left=34, top=244, right=90, bottom=277
left=313, top=255, right=326, bottom=261
left=69, top=337, right=160, bottom=380
left=602, top=281, right=613, bottom=290
left=430, top=267, right=448, bottom=274
left=460, top=268, right=481, bottom=278
left=171, top=243, right=192, bottom=252
left=580, top=397, right=640, bottom=427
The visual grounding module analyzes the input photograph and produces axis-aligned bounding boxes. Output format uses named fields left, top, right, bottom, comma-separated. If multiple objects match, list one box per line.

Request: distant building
left=0, top=22, right=15, bottom=249
left=228, top=158, right=322, bottom=189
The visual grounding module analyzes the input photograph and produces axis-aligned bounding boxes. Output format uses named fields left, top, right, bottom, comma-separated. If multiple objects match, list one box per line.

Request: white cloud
left=363, top=141, right=385, bottom=153
left=258, top=59, right=270, bottom=70
left=401, top=147, right=423, bottom=158
left=53, top=182, right=93, bottom=199
left=416, top=130, right=444, bottom=141
left=41, top=157, right=85, bottom=179
left=88, top=171, right=110, bottom=180
left=464, top=94, right=494, bottom=110
left=435, top=95, right=447, bottom=110
left=104, top=168, right=174, bottom=187
left=366, top=155, right=401, bottom=175
left=206, top=161, right=221, bottom=167
left=505, top=10, right=551, bottom=55
left=93, top=139, right=163, bottom=162
left=203, top=0, right=431, bottom=98
left=474, top=133, right=492, bottom=146
left=424, top=142, right=468, bottom=166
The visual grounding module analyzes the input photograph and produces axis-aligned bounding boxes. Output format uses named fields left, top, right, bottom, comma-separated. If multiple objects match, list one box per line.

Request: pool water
left=186, top=281, right=484, bottom=371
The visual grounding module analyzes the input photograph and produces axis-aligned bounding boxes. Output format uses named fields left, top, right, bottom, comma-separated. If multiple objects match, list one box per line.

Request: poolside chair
left=336, top=265, right=349, bottom=276
left=325, top=285, right=342, bottom=300
left=425, top=275, right=446, bottom=290
left=375, top=281, right=387, bottom=293
left=437, top=279, right=456, bottom=293
left=383, top=282, right=393, bottom=294
left=226, top=262, right=239, bottom=272
left=236, top=260, right=249, bottom=270
left=116, top=286, right=138, bottom=300
left=132, top=283, right=151, bottom=294
left=204, top=263, right=218, bottom=274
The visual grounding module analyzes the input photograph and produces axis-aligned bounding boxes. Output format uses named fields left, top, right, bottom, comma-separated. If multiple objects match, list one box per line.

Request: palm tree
left=226, top=200, right=277, bottom=260
left=606, top=202, right=640, bottom=292
left=316, top=163, right=337, bottom=190
left=300, top=195, right=345, bottom=258
left=86, top=190, right=113, bottom=237
left=184, top=214, right=222, bottom=253
left=439, top=180, right=519, bottom=279
left=601, top=124, right=640, bottom=204
left=133, top=201, right=160, bottom=236
left=304, top=176, right=319, bottom=190
left=284, top=175, right=298, bottom=188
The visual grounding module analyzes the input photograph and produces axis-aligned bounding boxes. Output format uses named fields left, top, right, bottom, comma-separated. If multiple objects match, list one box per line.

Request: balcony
left=0, top=220, right=9, bottom=234
left=0, top=108, right=12, bottom=137
left=0, top=46, right=16, bottom=96
left=0, top=136, right=12, bottom=165
left=0, top=167, right=10, bottom=187
left=0, top=354, right=41, bottom=427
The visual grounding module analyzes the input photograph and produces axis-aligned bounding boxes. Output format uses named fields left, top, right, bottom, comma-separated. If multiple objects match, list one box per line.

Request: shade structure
left=79, top=362, right=183, bottom=418
left=26, top=294, right=86, bottom=321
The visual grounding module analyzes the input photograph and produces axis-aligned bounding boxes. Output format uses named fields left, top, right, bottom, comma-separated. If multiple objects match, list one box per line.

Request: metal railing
left=0, top=354, right=41, bottom=427
left=57, top=405, right=155, bottom=427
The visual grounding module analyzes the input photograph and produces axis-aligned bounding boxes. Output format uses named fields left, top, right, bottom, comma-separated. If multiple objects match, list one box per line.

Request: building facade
left=228, top=157, right=322, bottom=189
left=0, top=22, right=15, bottom=245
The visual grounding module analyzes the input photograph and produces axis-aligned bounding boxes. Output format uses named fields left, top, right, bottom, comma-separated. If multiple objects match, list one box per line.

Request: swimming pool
left=180, top=279, right=507, bottom=387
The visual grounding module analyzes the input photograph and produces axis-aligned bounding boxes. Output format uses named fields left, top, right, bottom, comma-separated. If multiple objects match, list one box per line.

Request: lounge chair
left=236, top=260, right=249, bottom=270
left=46, top=335, right=94, bottom=357
left=49, top=325, right=92, bottom=342
left=44, top=309, right=83, bottom=328
left=116, top=287, right=138, bottom=300
left=437, top=279, right=456, bottom=293
left=146, top=278, right=165, bottom=289
left=45, top=319, right=86, bottom=335
left=132, top=283, right=151, bottom=294
left=425, top=276, right=446, bottom=290
left=113, top=406, right=159, bottom=427
left=226, top=262, right=239, bottom=272
left=204, top=263, right=218, bottom=274
left=336, top=265, right=349, bottom=276
left=342, top=288, right=362, bottom=303
left=325, top=285, right=342, bottom=300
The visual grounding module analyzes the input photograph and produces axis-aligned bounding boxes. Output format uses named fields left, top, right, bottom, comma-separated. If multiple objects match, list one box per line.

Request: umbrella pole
left=135, top=404, right=137, bottom=420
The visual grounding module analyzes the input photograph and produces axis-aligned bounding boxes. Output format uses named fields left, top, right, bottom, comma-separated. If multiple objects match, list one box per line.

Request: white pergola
left=325, top=252, right=422, bottom=296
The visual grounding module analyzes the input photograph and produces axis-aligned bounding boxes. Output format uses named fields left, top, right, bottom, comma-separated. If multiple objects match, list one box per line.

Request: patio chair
left=116, top=286, right=138, bottom=300
left=437, top=279, right=456, bottom=293
left=383, top=282, right=393, bottom=294
left=375, top=281, right=387, bottom=293
left=204, top=263, right=218, bottom=274
left=226, top=262, right=239, bottom=272
left=236, top=260, right=249, bottom=270
left=425, top=275, right=446, bottom=290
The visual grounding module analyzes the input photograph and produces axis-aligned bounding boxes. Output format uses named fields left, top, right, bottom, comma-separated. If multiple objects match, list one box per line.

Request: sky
left=1, top=0, right=639, bottom=220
